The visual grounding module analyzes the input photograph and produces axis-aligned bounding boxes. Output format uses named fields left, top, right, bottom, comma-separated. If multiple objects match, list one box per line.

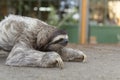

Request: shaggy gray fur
left=0, top=15, right=86, bottom=68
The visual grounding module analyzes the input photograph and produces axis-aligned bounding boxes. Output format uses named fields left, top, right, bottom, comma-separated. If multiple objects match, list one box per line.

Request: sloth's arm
left=6, top=42, right=63, bottom=68
left=59, top=47, right=87, bottom=62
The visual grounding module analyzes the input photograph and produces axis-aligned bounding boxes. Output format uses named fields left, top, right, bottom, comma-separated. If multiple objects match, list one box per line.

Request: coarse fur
left=0, top=15, right=86, bottom=68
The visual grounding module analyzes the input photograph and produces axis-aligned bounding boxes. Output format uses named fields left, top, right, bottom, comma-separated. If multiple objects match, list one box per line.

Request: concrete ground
left=0, top=44, right=120, bottom=80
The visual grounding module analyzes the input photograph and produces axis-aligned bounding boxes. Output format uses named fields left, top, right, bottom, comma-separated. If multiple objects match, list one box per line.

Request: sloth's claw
left=56, top=58, right=64, bottom=69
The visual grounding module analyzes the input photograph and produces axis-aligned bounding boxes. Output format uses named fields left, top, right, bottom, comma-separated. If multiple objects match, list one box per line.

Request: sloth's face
left=44, top=35, right=68, bottom=52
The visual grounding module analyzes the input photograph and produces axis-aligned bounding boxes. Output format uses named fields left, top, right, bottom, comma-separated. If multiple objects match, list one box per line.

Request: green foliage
left=47, top=6, right=79, bottom=27
left=47, top=6, right=59, bottom=26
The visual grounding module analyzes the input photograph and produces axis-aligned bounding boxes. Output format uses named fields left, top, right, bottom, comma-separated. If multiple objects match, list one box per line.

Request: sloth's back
left=0, top=15, right=45, bottom=51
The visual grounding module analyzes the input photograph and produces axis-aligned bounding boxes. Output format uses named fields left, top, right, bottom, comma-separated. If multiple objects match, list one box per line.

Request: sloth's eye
left=53, top=38, right=68, bottom=45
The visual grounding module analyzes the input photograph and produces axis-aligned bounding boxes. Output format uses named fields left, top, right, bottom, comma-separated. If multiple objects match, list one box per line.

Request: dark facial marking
left=51, top=38, right=68, bottom=46
left=49, top=29, right=67, bottom=42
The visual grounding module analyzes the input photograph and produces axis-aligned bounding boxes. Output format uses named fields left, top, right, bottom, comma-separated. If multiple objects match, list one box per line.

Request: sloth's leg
left=59, top=47, right=87, bottom=62
left=6, top=42, right=63, bottom=68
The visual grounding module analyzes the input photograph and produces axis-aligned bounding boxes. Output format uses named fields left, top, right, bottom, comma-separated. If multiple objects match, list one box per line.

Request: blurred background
left=0, top=0, right=120, bottom=44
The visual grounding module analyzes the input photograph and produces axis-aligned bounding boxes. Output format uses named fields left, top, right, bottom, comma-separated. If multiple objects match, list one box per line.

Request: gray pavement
left=0, top=44, right=120, bottom=80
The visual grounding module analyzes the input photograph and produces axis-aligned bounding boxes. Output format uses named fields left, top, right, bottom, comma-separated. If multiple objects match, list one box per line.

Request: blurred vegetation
left=47, top=6, right=59, bottom=26
left=47, top=6, right=79, bottom=27
left=0, top=0, right=80, bottom=27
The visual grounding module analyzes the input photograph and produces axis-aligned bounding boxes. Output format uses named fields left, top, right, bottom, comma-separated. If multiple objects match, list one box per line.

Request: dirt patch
left=0, top=44, right=120, bottom=80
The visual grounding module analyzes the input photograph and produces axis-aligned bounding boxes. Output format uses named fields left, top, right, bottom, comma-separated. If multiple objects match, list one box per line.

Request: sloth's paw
left=72, top=50, right=87, bottom=62
left=55, top=57, right=64, bottom=69
left=40, top=52, right=64, bottom=69
left=62, top=48, right=87, bottom=62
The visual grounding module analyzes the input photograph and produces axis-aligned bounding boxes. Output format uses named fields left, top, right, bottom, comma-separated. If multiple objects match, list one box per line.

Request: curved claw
left=82, top=53, right=87, bottom=62
left=56, top=58, right=64, bottom=69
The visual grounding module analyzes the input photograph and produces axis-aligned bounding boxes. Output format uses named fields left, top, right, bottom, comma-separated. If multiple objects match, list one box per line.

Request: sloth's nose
left=62, top=39, right=68, bottom=46
left=64, top=39, right=68, bottom=44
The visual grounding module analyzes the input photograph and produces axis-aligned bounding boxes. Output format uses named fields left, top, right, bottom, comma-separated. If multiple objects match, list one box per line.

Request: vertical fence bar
left=79, top=0, right=89, bottom=44
left=18, top=0, right=23, bottom=15
left=37, top=0, right=41, bottom=19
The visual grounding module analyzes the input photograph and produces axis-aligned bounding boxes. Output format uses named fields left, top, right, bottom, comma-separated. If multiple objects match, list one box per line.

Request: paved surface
left=0, top=44, right=120, bottom=80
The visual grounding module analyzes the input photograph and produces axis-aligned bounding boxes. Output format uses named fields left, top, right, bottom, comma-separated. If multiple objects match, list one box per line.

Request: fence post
left=79, top=0, right=89, bottom=44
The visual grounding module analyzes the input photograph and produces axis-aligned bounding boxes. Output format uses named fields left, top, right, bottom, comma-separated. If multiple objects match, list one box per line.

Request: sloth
left=0, top=15, right=86, bottom=68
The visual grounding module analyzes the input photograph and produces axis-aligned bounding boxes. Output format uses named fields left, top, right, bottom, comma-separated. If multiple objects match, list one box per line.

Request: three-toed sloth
left=0, top=15, right=86, bottom=68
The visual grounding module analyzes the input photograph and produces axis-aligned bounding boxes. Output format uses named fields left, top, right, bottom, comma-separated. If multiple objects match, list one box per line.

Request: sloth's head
left=44, top=29, right=68, bottom=52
